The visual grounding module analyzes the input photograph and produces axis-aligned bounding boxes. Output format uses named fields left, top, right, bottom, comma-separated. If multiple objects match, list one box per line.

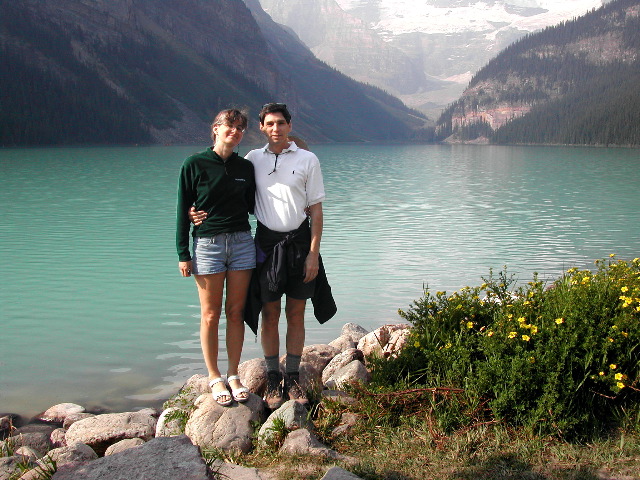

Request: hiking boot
left=264, top=370, right=284, bottom=409
left=285, top=372, right=308, bottom=406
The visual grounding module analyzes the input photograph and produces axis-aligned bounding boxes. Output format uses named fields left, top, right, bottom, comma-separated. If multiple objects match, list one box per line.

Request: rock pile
left=0, top=323, right=410, bottom=480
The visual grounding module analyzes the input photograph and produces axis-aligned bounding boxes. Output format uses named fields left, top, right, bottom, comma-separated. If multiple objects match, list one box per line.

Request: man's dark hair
left=259, top=103, right=291, bottom=124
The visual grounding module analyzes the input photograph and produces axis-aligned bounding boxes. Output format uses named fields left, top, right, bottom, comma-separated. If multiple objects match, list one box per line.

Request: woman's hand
left=189, top=206, right=207, bottom=226
left=179, top=261, right=192, bottom=277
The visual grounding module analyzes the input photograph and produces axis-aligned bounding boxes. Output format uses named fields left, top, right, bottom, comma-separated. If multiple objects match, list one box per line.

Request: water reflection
left=2, top=144, right=639, bottom=417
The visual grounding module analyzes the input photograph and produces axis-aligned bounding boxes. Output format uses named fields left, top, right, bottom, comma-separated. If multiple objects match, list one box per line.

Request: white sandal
left=209, top=377, right=232, bottom=406
left=227, top=375, right=250, bottom=403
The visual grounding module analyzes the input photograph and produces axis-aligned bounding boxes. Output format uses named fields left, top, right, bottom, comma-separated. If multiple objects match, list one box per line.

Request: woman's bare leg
left=195, top=273, right=229, bottom=400
left=224, top=269, right=253, bottom=397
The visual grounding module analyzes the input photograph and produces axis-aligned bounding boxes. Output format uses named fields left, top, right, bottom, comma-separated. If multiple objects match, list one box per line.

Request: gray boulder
left=51, top=435, right=210, bottom=480
left=0, top=416, right=16, bottom=438
left=41, top=442, right=98, bottom=468
left=185, top=393, right=264, bottom=454
left=325, top=360, right=371, bottom=390
left=301, top=344, right=340, bottom=372
left=322, top=348, right=364, bottom=386
left=14, top=446, right=38, bottom=462
left=258, top=400, right=311, bottom=447
left=9, top=425, right=55, bottom=458
left=332, top=413, right=361, bottom=437
left=294, top=344, right=340, bottom=391
left=155, top=408, right=186, bottom=437
left=65, top=411, right=156, bottom=455
left=341, top=323, right=369, bottom=343
left=210, top=460, right=266, bottom=480
left=104, top=438, right=145, bottom=456
left=62, top=414, right=94, bottom=430
left=177, top=375, right=210, bottom=402
left=320, top=466, right=364, bottom=480
left=357, top=324, right=409, bottom=360
left=37, top=404, right=85, bottom=425
left=50, top=428, right=67, bottom=448
left=279, top=429, right=348, bottom=461
left=1, top=455, right=33, bottom=480
left=328, top=335, right=357, bottom=352
left=238, top=358, right=268, bottom=395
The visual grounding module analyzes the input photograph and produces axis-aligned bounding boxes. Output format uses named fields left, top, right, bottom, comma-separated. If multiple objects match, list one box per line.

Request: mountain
left=0, top=0, right=425, bottom=146
left=436, top=0, right=640, bottom=146
left=254, top=0, right=606, bottom=116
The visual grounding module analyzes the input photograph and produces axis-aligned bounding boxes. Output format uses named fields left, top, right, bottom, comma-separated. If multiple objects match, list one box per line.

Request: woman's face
left=213, top=120, right=245, bottom=147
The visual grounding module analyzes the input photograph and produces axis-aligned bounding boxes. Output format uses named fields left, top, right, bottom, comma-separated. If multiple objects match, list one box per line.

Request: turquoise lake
left=1, top=143, right=639, bottom=418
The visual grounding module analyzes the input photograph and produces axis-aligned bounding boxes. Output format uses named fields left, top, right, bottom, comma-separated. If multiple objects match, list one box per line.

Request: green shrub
left=382, top=256, right=640, bottom=439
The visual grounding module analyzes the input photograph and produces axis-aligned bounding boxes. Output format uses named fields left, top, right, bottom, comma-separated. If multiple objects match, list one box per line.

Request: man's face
left=260, top=112, right=292, bottom=148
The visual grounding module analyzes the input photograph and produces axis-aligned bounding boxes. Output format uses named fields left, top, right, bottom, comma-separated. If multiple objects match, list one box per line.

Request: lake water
left=1, top=144, right=639, bottom=418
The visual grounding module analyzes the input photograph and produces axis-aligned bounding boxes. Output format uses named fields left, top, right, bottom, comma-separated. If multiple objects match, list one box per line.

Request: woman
left=176, top=109, right=256, bottom=406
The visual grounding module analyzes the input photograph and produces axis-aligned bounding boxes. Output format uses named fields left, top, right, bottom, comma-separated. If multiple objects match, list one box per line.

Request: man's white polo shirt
left=245, top=141, right=325, bottom=232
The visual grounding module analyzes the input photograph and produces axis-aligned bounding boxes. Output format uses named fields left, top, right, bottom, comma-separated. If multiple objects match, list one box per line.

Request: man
left=191, top=103, right=335, bottom=408
left=246, top=103, right=334, bottom=408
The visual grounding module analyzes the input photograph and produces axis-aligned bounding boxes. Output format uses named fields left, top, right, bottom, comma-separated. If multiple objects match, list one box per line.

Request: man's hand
left=179, top=261, right=192, bottom=277
left=189, top=206, right=207, bottom=225
left=303, top=251, right=319, bottom=283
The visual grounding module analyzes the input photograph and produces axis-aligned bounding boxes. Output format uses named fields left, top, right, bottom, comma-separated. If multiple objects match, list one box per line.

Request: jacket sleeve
left=176, top=162, right=195, bottom=262
left=246, top=162, right=256, bottom=215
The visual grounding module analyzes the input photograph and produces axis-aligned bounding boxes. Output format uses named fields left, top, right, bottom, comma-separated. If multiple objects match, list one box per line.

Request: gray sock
left=285, top=353, right=302, bottom=375
left=265, top=355, right=280, bottom=373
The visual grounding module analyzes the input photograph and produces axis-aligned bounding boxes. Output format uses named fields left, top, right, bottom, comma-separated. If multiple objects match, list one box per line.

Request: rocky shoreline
left=1, top=323, right=410, bottom=480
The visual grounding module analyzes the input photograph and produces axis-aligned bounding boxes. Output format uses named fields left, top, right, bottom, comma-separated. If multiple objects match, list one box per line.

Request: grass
left=234, top=386, right=640, bottom=480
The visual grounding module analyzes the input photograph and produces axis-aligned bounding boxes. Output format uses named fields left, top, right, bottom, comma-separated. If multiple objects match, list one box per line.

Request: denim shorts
left=192, top=231, right=256, bottom=275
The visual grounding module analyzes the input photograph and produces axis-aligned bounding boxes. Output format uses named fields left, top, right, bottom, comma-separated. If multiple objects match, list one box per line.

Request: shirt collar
left=263, top=141, right=298, bottom=155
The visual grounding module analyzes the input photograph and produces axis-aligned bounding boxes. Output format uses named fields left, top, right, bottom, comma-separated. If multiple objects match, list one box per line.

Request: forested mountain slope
left=436, top=0, right=640, bottom=146
left=0, top=0, right=425, bottom=146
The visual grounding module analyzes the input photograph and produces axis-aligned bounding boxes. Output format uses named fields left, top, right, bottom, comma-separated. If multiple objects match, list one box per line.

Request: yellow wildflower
left=522, top=335, right=530, bottom=342
left=621, top=286, right=629, bottom=293
left=508, top=331, right=517, bottom=339
left=608, top=338, right=614, bottom=343
left=555, top=318, right=564, bottom=324
left=610, top=253, right=616, bottom=258
left=414, top=341, right=420, bottom=348
left=615, top=373, right=624, bottom=381
left=445, top=342, right=452, bottom=349
left=530, top=325, right=538, bottom=334
left=487, top=331, right=494, bottom=337
left=599, top=372, right=605, bottom=376
left=610, top=364, right=617, bottom=370
left=466, top=321, right=474, bottom=329
left=517, top=317, right=526, bottom=324
left=529, top=356, right=535, bottom=364
left=617, top=382, right=625, bottom=389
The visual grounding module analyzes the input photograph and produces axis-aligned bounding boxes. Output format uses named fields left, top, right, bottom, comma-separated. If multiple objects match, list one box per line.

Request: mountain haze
left=0, top=0, right=425, bottom=146
left=255, top=0, right=607, bottom=116
left=437, top=0, right=640, bottom=146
